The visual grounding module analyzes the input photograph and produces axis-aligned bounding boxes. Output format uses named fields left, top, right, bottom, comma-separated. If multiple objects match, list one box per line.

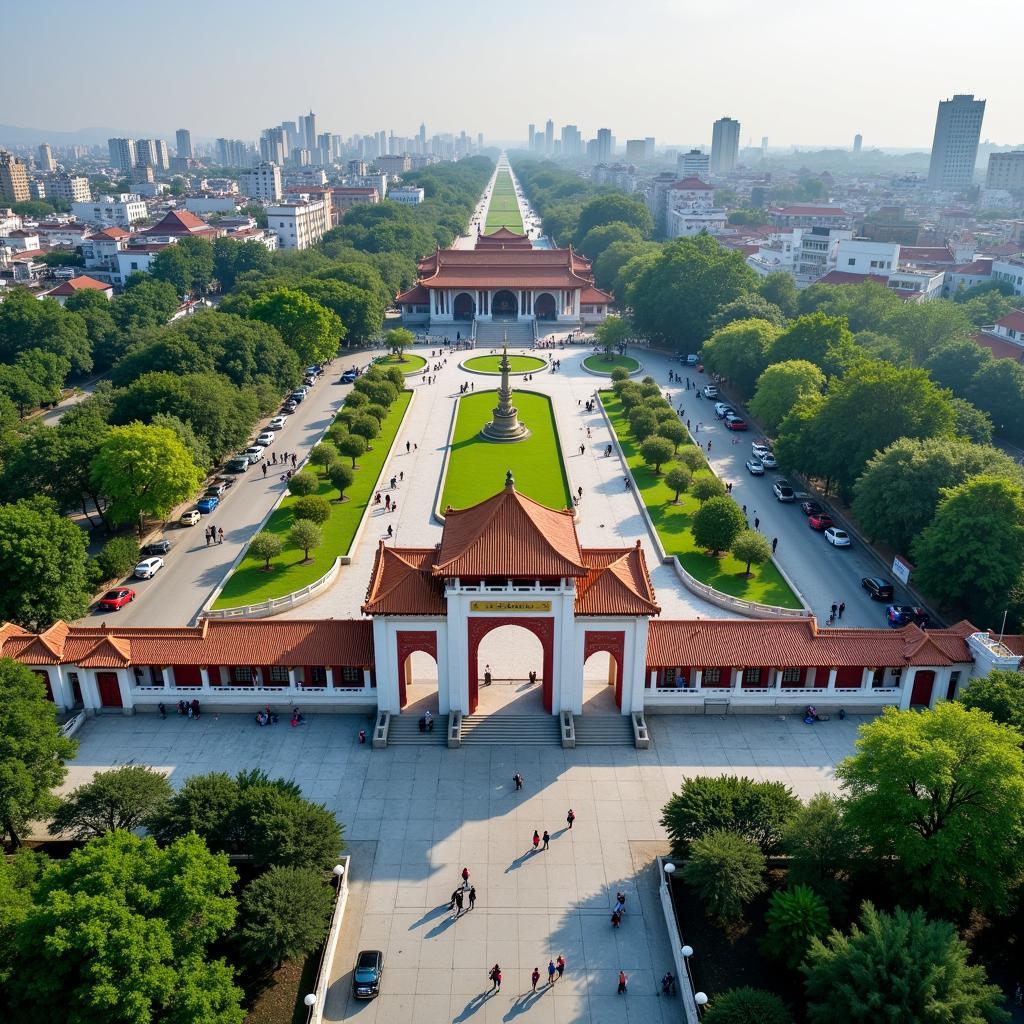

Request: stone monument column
left=480, top=341, right=530, bottom=442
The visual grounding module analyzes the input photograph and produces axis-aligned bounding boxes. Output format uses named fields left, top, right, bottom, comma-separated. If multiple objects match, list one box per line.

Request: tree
left=732, top=529, right=772, bottom=577
left=748, top=360, right=827, bottom=433
left=111, top=275, right=179, bottom=333
left=661, top=776, right=800, bottom=857
left=759, top=272, right=799, bottom=317
left=239, top=866, right=333, bottom=968
left=677, top=446, right=708, bottom=473
left=579, top=222, right=644, bottom=263
left=4, top=830, right=244, bottom=1024
left=837, top=703, right=1024, bottom=914
left=573, top=193, right=653, bottom=245
left=768, top=313, right=857, bottom=377
left=682, top=829, right=766, bottom=926
left=657, top=418, right=687, bottom=452
left=0, top=286, right=92, bottom=375
left=308, top=440, right=338, bottom=476
left=292, top=494, right=331, bottom=525
left=703, top=988, right=793, bottom=1024
left=948, top=396, right=993, bottom=445
left=212, top=236, right=272, bottom=291
left=350, top=413, right=381, bottom=446
left=958, top=670, right=1024, bottom=730
left=711, top=294, right=786, bottom=330
left=288, top=520, right=322, bottom=563
left=248, top=288, right=344, bottom=366
left=851, top=438, right=1020, bottom=553
left=692, top=495, right=746, bottom=554
left=0, top=497, right=94, bottom=629
left=250, top=531, right=284, bottom=571
left=762, top=886, right=830, bottom=969
left=90, top=423, right=201, bottom=534
left=0, top=659, right=78, bottom=847
left=150, top=236, right=215, bottom=296
left=912, top=475, right=1024, bottom=628
left=385, top=327, right=414, bottom=356
left=690, top=474, right=726, bottom=503
left=640, top=435, right=674, bottom=474
left=352, top=374, right=399, bottom=408
left=239, top=787, right=343, bottom=871
left=701, top=319, right=779, bottom=397
left=802, top=903, right=1008, bottom=1024
left=48, top=765, right=173, bottom=840
left=148, top=772, right=243, bottom=851
left=328, top=459, right=354, bottom=499
left=97, top=536, right=141, bottom=581
left=967, top=358, right=1024, bottom=446
left=338, top=432, right=367, bottom=469
left=782, top=793, right=857, bottom=901
left=664, top=465, right=691, bottom=503
left=594, top=315, right=631, bottom=355
left=287, top=471, right=319, bottom=497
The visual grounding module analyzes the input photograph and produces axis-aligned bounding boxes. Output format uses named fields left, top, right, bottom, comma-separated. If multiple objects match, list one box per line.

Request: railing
left=447, top=582, right=567, bottom=594
left=657, top=856, right=701, bottom=1024
left=560, top=710, right=575, bottom=748
left=644, top=685, right=902, bottom=704
left=373, top=710, right=390, bottom=749
left=631, top=711, right=650, bottom=749
left=59, top=710, right=86, bottom=739
left=204, top=557, right=342, bottom=619
left=305, top=854, right=351, bottom=1024
left=448, top=710, right=462, bottom=748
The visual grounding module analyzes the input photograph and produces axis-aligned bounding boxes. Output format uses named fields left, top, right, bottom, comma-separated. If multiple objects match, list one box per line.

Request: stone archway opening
left=453, top=292, right=476, bottom=320
left=396, top=630, right=440, bottom=713
left=469, top=619, right=551, bottom=714
left=583, top=651, right=619, bottom=714
left=491, top=289, right=518, bottom=320
left=534, top=292, right=557, bottom=320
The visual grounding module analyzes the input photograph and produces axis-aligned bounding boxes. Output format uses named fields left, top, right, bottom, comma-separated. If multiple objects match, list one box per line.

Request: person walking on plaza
left=489, top=964, right=502, bottom=992
left=838, top=601, right=846, bottom=619
left=542, top=829, right=550, bottom=850
left=462, top=866, right=470, bottom=889
left=533, top=830, right=541, bottom=852
left=772, top=537, right=778, bottom=553
left=468, top=885, right=476, bottom=910
left=513, top=771, right=523, bottom=790
left=566, top=808, right=575, bottom=830
left=618, top=970, right=628, bottom=995
left=547, top=960, right=557, bottom=986
left=531, top=967, right=541, bottom=992
left=556, top=954, right=565, bottom=980
left=454, top=889, right=464, bottom=915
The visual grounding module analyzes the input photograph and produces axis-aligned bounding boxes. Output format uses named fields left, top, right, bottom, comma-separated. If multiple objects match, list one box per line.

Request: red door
left=96, top=671, right=123, bottom=708
left=910, top=671, right=935, bottom=708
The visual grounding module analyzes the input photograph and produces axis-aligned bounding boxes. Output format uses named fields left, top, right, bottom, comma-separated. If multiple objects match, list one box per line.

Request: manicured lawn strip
left=484, top=171, right=524, bottom=233
left=440, top=391, right=571, bottom=512
left=376, top=353, right=427, bottom=373
left=603, top=392, right=802, bottom=609
left=213, top=391, right=413, bottom=607
left=582, top=353, right=641, bottom=374
left=463, top=355, right=547, bottom=374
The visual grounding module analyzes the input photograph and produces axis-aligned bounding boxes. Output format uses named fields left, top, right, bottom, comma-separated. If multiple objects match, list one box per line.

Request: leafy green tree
left=768, top=313, right=858, bottom=377
left=803, top=903, right=1008, bottom=1024
left=683, top=829, right=766, bottom=926
left=661, top=775, right=800, bottom=856
left=4, top=830, right=244, bottom=1024
left=640, top=435, right=674, bottom=474
left=895, top=300, right=972, bottom=367
left=948, top=397, right=993, bottom=445
left=594, top=314, right=631, bottom=354
left=337, top=432, right=367, bottom=468
left=90, top=423, right=201, bottom=534
left=287, top=471, right=319, bottom=497
left=0, top=497, right=94, bottom=629
left=292, top=494, right=330, bottom=525
left=609, top=366, right=630, bottom=383
left=97, top=536, right=141, bottom=581
left=0, top=286, right=92, bottom=374
left=297, top=278, right=385, bottom=343
left=0, top=659, right=78, bottom=847
left=912, top=475, right=1024, bottom=628
left=749, top=360, right=826, bottom=433
left=759, top=272, right=799, bottom=317
left=385, top=327, right=414, bottom=356
left=852, top=438, right=1020, bottom=553
left=64, top=288, right=121, bottom=368
left=0, top=848, right=42, bottom=944
left=248, top=288, right=344, bottom=366
left=250, top=531, right=283, bottom=571
left=703, top=987, right=794, bottom=1024
left=308, top=440, right=338, bottom=476
left=212, top=236, right=272, bottom=291
left=328, top=459, right=354, bottom=499
left=573, top=193, right=653, bottom=245
left=677, top=446, right=707, bottom=473
left=579, top=222, right=644, bottom=262
left=288, top=520, right=322, bottom=562
left=350, top=413, right=381, bottom=446
left=731, top=529, right=772, bottom=576
left=239, top=866, right=333, bottom=968
left=959, top=288, right=1018, bottom=327
left=150, top=412, right=212, bottom=475
left=968, top=358, right=1024, bottom=445
left=111, top=275, right=179, bottom=333
left=352, top=374, right=398, bottom=408
left=782, top=793, right=857, bottom=901
left=239, top=787, right=343, bottom=870
left=664, top=464, right=691, bottom=502
left=657, top=418, right=687, bottom=452
left=924, top=338, right=991, bottom=394
left=692, top=495, right=746, bottom=555
left=148, top=772, right=241, bottom=851
left=627, top=407, right=659, bottom=441
left=48, top=765, right=172, bottom=840
left=763, top=886, right=830, bottom=968
left=958, top=670, right=1024, bottom=730
left=701, top=319, right=779, bottom=396
left=711, top=293, right=786, bottom=330
left=150, top=236, right=215, bottom=296
left=690, top=474, right=726, bottom=503
left=837, top=703, right=1024, bottom=914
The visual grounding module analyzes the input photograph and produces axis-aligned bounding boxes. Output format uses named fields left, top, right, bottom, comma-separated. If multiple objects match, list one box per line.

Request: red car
left=98, top=588, right=135, bottom=611
left=808, top=513, right=835, bottom=531
left=724, top=415, right=748, bottom=431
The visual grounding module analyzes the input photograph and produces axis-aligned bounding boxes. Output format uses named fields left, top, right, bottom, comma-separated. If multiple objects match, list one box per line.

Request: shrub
left=628, top=407, right=659, bottom=441
left=342, top=389, right=367, bottom=409
left=677, top=446, right=708, bottom=472
left=97, top=536, right=141, bottom=581
left=364, top=403, right=388, bottom=424
left=610, top=367, right=630, bottom=382
left=683, top=829, right=766, bottom=926
left=659, top=419, right=687, bottom=450
left=240, top=866, right=334, bottom=968
left=292, top=495, right=331, bottom=525
left=308, top=441, right=338, bottom=475
left=703, top=988, right=794, bottom=1024
left=783, top=793, right=857, bottom=903
left=353, top=376, right=397, bottom=407
left=287, top=471, right=319, bottom=497
left=350, top=414, right=381, bottom=445
left=762, top=886, right=830, bottom=968
left=328, top=460, right=354, bottom=499
left=692, top=495, right=747, bottom=554
left=690, top=474, right=727, bottom=502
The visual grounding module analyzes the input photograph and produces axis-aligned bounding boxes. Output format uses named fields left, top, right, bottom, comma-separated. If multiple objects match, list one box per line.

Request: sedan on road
left=886, top=605, right=931, bottom=628
left=745, top=458, right=765, bottom=475
left=808, top=513, right=835, bottom=531
left=773, top=479, right=795, bottom=501
left=134, top=556, right=164, bottom=579
left=861, top=576, right=895, bottom=601
left=242, top=446, right=265, bottom=463
left=340, top=369, right=358, bottom=384
left=353, top=950, right=383, bottom=1000
left=752, top=442, right=772, bottom=460
left=256, top=431, right=275, bottom=447
left=801, top=500, right=827, bottom=517
left=197, top=496, right=219, bottom=513
left=714, top=402, right=734, bottom=419
left=267, top=416, right=287, bottom=430
left=703, top=384, right=719, bottom=398
left=759, top=452, right=777, bottom=469
left=824, top=527, right=851, bottom=547
left=724, top=415, right=748, bottom=431
left=98, top=588, right=135, bottom=611
left=142, top=538, right=172, bottom=556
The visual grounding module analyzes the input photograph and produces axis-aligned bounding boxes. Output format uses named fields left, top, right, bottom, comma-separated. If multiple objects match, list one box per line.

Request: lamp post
left=681, top=945, right=693, bottom=958
left=332, top=863, right=345, bottom=889
left=303, top=993, right=317, bottom=1008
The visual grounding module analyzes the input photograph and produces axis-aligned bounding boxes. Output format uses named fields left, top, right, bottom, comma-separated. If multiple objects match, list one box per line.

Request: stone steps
left=474, top=320, right=535, bottom=349
left=461, top=713, right=561, bottom=746
left=387, top=713, right=448, bottom=745
left=573, top=714, right=636, bottom=746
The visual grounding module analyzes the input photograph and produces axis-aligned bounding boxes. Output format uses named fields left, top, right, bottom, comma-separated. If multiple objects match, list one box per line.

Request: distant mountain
left=0, top=124, right=168, bottom=147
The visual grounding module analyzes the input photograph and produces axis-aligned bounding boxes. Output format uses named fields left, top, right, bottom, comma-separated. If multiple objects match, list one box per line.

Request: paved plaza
left=61, top=711, right=864, bottom=1023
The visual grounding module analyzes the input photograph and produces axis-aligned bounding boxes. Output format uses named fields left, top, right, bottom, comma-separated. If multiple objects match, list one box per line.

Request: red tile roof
left=362, top=545, right=445, bottom=615
left=44, top=275, right=112, bottom=297
left=580, top=286, right=613, bottom=303
left=950, top=259, right=992, bottom=276
left=414, top=247, right=600, bottom=291
left=973, top=330, right=1024, bottom=362
left=896, top=246, right=955, bottom=263
left=996, top=309, right=1024, bottom=333
left=94, top=227, right=130, bottom=240
left=672, top=177, right=714, bottom=190
left=576, top=545, right=659, bottom=615
left=142, top=209, right=213, bottom=236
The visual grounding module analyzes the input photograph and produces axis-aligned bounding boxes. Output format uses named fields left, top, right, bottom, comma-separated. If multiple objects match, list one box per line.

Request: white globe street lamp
left=303, top=993, right=317, bottom=1007
left=681, top=945, right=693, bottom=958
left=695, top=992, right=708, bottom=1006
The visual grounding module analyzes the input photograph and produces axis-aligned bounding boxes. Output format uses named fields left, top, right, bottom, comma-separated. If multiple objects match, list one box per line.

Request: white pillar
left=826, top=668, right=837, bottom=693
left=900, top=668, right=917, bottom=709
left=804, top=666, right=816, bottom=688
left=164, top=666, right=175, bottom=687
left=694, top=669, right=703, bottom=689
left=288, top=667, right=299, bottom=690
left=861, top=667, right=873, bottom=689
left=200, top=667, right=210, bottom=688
left=733, top=667, right=744, bottom=690
left=361, top=668, right=371, bottom=689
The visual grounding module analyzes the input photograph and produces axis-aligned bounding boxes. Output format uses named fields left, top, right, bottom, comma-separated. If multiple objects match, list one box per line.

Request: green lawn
left=462, top=354, right=547, bottom=374
left=603, top=392, right=801, bottom=609
left=440, top=391, right=571, bottom=513
left=484, top=170, right=524, bottom=233
left=582, top=353, right=641, bottom=374
left=213, top=391, right=413, bottom=608
left=376, top=352, right=427, bottom=373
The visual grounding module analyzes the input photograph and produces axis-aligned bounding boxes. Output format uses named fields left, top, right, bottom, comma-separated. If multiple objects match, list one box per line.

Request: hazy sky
left=7, top=0, right=1023, bottom=147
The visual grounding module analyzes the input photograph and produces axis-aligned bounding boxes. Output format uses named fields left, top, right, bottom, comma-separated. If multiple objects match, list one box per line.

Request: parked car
left=340, top=369, right=358, bottom=383
left=226, top=456, right=250, bottom=473
left=141, top=538, right=172, bottom=556
left=256, top=431, right=275, bottom=447
left=179, top=509, right=202, bottom=527
left=304, top=376, right=317, bottom=387
left=197, top=496, right=219, bottom=513
left=268, top=416, right=287, bottom=430
left=206, top=483, right=227, bottom=498
left=242, top=446, right=265, bottom=463
left=352, top=950, right=383, bottom=1000
left=684, top=354, right=699, bottom=365
left=808, top=513, right=835, bottom=531
left=773, top=479, right=795, bottom=502
left=759, top=452, right=777, bottom=469
left=724, top=415, right=748, bottom=431
left=824, top=527, right=851, bottom=547
left=713, top=402, right=734, bottom=419
left=289, top=391, right=305, bottom=404
left=801, top=500, right=827, bottom=517
left=752, top=442, right=772, bottom=460
left=304, top=365, right=322, bottom=377
left=861, top=576, right=895, bottom=601
left=745, top=458, right=765, bottom=475
left=98, top=588, right=135, bottom=610
left=702, top=384, right=719, bottom=398
left=886, top=605, right=931, bottom=628
left=134, top=556, right=164, bottom=579
left=282, top=401, right=297, bottom=414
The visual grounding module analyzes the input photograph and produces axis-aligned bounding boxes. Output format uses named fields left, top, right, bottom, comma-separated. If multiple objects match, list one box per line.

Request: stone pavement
left=61, top=712, right=863, bottom=1023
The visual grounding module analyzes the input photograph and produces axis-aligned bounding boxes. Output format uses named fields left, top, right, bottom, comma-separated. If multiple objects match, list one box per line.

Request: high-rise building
left=176, top=129, right=193, bottom=160
left=240, top=162, right=283, bottom=202
left=527, top=123, right=536, bottom=150
left=477, top=132, right=484, bottom=153
left=301, top=111, right=318, bottom=151
left=135, top=138, right=159, bottom=168
left=761, top=136, right=769, bottom=157
left=853, top=133, right=863, bottom=154
left=47, top=174, right=91, bottom=203
left=216, top=138, right=251, bottom=167
left=710, top=117, right=740, bottom=174
left=986, top=151, right=1024, bottom=191
left=0, top=150, right=30, bottom=203
left=678, top=149, right=710, bottom=179
left=927, top=94, right=985, bottom=188
left=544, top=119, right=554, bottom=155
left=154, top=139, right=170, bottom=170
left=419, top=123, right=427, bottom=149
left=561, top=125, right=581, bottom=158
left=596, top=128, right=613, bottom=163
left=107, top=137, right=137, bottom=173
left=37, top=143, right=55, bottom=172
left=644, top=137, right=656, bottom=159
left=625, top=139, right=646, bottom=160
left=260, top=128, right=286, bottom=165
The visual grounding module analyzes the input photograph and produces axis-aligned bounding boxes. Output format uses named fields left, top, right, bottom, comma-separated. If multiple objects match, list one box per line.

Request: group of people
left=175, top=698, right=200, bottom=718
left=828, top=600, right=847, bottom=625
left=205, top=526, right=224, bottom=546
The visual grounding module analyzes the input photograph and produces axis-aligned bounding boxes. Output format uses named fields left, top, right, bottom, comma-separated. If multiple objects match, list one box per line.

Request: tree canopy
left=48, top=765, right=173, bottom=841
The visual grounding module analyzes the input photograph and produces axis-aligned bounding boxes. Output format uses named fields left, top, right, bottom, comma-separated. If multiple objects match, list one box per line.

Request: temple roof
left=412, top=246, right=600, bottom=291
left=362, top=545, right=446, bottom=615
left=577, top=545, right=660, bottom=615
left=476, top=227, right=533, bottom=249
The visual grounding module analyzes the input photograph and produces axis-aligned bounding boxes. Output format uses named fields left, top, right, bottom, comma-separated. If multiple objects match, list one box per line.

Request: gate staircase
left=386, top=713, right=449, bottom=745
left=572, top=715, right=636, bottom=746
left=474, top=320, right=535, bottom=349
left=460, top=713, right=561, bottom=745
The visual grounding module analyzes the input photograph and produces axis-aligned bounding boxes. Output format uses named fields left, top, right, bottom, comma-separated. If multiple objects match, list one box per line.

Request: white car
left=179, top=509, right=201, bottom=527
left=714, top=402, right=734, bottom=419
left=134, top=556, right=164, bottom=579
left=745, top=459, right=765, bottom=475
left=242, top=445, right=265, bottom=463
left=703, top=385, right=719, bottom=398
left=752, top=442, right=772, bottom=460
left=256, top=431, right=275, bottom=447
left=760, top=452, right=778, bottom=469
left=824, top=527, right=851, bottom=547
left=267, top=416, right=287, bottom=430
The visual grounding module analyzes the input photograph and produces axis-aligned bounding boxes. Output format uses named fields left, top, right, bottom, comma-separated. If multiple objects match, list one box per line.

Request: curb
left=457, top=356, right=547, bottom=376
left=580, top=356, right=644, bottom=379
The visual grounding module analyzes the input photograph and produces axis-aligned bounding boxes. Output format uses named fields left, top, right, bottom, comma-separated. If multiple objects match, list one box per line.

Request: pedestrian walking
left=533, top=830, right=541, bottom=851
left=661, top=971, right=677, bottom=996
left=489, top=964, right=502, bottom=991
left=262, top=463, right=267, bottom=477
left=387, top=525, right=393, bottom=538
left=454, top=889, right=464, bottom=914
left=462, top=867, right=470, bottom=889
left=579, top=444, right=585, bottom=455
left=406, top=441, right=411, bottom=453
left=611, top=910, right=621, bottom=928
left=513, top=772, right=523, bottom=790
left=754, top=517, right=760, bottom=530
left=205, top=527, right=212, bottom=547
left=218, top=527, right=224, bottom=544
left=566, top=809, right=575, bottom=830
left=838, top=601, right=846, bottom=619
left=291, top=454, right=296, bottom=467
left=532, top=967, right=541, bottom=991
left=707, top=441, right=712, bottom=453
left=399, top=471, right=404, bottom=482
left=556, top=954, right=565, bottom=979
left=547, top=960, right=557, bottom=986
left=542, top=830, right=550, bottom=850
left=618, top=971, right=628, bottom=995
left=468, top=885, right=476, bottom=910
left=830, top=602, right=838, bottom=619
left=772, top=537, right=778, bottom=553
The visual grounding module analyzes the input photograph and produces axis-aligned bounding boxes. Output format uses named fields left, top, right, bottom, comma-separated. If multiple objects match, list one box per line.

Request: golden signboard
left=470, top=600, right=552, bottom=613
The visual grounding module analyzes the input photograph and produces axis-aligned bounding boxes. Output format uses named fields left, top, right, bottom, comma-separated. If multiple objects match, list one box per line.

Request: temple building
left=396, top=230, right=613, bottom=327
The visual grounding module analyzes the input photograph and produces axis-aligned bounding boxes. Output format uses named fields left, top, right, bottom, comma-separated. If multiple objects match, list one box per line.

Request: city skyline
left=4, top=0, right=1022, bottom=148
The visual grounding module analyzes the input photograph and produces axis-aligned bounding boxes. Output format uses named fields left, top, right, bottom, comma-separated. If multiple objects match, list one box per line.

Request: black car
left=340, top=369, right=358, bottom=384
left=141, top=538, right=172, bottom=556
left=352, top=950, right=383, bottom=999
left=800, top=500, right=827, bottom=517
left=886, top=605, right=931, bottom=628
left=861, top=576, right=894, bottom=601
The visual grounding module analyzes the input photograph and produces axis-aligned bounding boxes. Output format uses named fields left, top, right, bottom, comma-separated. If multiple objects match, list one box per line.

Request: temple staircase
left=474, top=320, right=535, bottom=349
left=572, top=714, right=636, bottom=746
left=386, top=713, right=449, bottom=745
left=460, top=713, right=562, bottom=745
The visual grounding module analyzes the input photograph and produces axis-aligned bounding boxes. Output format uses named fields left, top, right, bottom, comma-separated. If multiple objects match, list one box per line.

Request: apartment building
left=266, top=198, right=329, bottom=249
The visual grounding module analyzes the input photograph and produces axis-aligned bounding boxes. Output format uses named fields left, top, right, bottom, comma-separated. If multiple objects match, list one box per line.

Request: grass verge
left=462, top=354, right=547, bottom=374
left=213, top=391, right=412, bottom=607
left=376, top=352, right=427, bottom=373
left=582, top=353, right=641, bottom=374
left=484, top=170, right=524, bottom=233
left=440, top=391, right=571, bottom=512
left=603, top=392, right=801, bottom=609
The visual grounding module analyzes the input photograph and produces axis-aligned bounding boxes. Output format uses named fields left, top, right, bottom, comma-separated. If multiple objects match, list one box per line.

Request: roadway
left=81, top=348, right=384, bottom=627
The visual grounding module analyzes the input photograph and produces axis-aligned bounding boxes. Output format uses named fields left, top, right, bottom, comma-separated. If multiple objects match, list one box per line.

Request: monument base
left=480, top=422, right=531, bottom=442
